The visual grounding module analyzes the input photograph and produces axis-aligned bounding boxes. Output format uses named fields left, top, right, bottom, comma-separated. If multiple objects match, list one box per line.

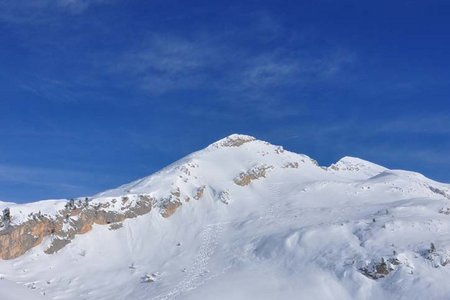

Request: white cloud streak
left=0, top=0, right=110, bottom=23
left=112, top=32, right=355, bottom=97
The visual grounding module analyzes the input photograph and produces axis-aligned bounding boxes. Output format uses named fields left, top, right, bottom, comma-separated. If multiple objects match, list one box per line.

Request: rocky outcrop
left=44, top=196, right=154, bottom=254
left=439, top=207, right=450, bottom=215
left=0, top=195, right=155, bottom=259
left=428, top=186, right=450, bottom=200
left=108, top=223, right=123, bottom=231
left=217, top=191, right=230, bottom=204
left=422, top=243, right=450, bottom=268
left=360, top=257, right=401, bottom=279
left=161, top=201, right=182, bottom=218
left=234, top=165, right=273, bottom=186
left=211, top=134, right=256, bottom=148
left=283, top=162, right=299, bottom=169
left=0, top=181, right=213, bottom=260
left=45, top=238, right=71, bottom=255
left=158, top=189, right=183, bottom=218
left=193, top=186, right=206, bottom=200
left=0, top=216, right=57, bottom=259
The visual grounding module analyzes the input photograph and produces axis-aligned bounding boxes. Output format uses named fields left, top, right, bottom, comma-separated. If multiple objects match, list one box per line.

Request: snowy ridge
left=92, top=134, right=317, bottom=213
left=328, top=156, right=387, bottom=179
left=0, top=134, right=450, bottom=300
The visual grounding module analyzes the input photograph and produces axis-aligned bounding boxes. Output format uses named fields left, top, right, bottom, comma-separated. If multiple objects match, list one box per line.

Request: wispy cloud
left=238, top=53, right=300, bottom=89
left=111, top=29, right=355, bottom=101
left=235, top=48, right=354, bottom=91
left=56, top=0, right=110, bottom=13
left=112, top=34, right=226, bottom=94
left=0, top=164, right=89, bottom=199
left=0, top=0, right=110, bottom=23
left=4, top=7, right=355, bottom=116
left=377, top=114, right=450, bottom=135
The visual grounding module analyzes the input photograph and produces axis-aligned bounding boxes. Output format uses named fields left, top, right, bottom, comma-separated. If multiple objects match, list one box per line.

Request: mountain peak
left=328, top=156, right=387, bottom=179
left=96, top=133, right=306, bottom=198
left=208, top=134, right=257, bottom=148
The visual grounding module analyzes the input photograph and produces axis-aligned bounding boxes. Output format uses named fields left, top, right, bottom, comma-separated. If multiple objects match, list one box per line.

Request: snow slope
left=1, top=134, right=450, bottom=300
left=0, top=277, right=47, bottom=300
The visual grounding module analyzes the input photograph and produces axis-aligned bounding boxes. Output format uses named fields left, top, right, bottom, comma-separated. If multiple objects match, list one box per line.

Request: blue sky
left=0, top=0, right=449, bottom=202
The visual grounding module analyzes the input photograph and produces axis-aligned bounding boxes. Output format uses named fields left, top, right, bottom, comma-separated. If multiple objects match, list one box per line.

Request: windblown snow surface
left=1, top=134, right=450, bottom=300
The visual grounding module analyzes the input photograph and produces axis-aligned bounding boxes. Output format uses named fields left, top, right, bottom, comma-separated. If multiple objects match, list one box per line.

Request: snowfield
left=1, top=134, right=450, bottom=300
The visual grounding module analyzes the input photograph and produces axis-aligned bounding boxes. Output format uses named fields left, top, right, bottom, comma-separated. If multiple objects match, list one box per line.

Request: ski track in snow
left=160, top=181, right=285, bottom=300
left=126, top=220, right=135, bottom=258
left=151, top=181, right=294, bottom=300
left=151, top=222, right=225, bottom=300
left=259, top=181, right=289, bottom=223
left=267, top=182, right=285, bottom=220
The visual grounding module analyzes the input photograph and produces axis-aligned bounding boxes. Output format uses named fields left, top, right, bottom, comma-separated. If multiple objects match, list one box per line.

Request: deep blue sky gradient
left=0, top=0, right=449, bottom=202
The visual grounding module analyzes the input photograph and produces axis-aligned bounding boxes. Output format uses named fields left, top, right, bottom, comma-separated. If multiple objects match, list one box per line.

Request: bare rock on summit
left=210, top=134, right=256, bottom=148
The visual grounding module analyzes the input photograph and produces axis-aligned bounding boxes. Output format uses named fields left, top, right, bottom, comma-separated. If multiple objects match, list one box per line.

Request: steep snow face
left=0, top=134, right=450, bottom=300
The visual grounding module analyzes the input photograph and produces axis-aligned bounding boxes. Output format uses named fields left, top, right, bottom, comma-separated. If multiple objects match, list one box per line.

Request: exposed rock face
left=161, top=201, right=182, bottom=218
left=234, top=165, right=273, bottom=186
left=0, top=196, right=155, bottom=259
left=193, top=186, right=206, bottom=200
left=45, top=238, right=71, bottom=255
left=0, top=181, right=210, bottom=260
left=0, top=216, right=56, bottom=259
left=45, top=196, right=154, bottom=255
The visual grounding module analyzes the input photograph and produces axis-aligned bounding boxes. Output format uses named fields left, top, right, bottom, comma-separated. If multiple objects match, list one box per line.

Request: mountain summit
left=0, top=134, right=449, bottom=300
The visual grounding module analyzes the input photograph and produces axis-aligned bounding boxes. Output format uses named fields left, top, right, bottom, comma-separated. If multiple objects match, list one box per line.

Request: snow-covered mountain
left=1, top=134, right=450, bottom=300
